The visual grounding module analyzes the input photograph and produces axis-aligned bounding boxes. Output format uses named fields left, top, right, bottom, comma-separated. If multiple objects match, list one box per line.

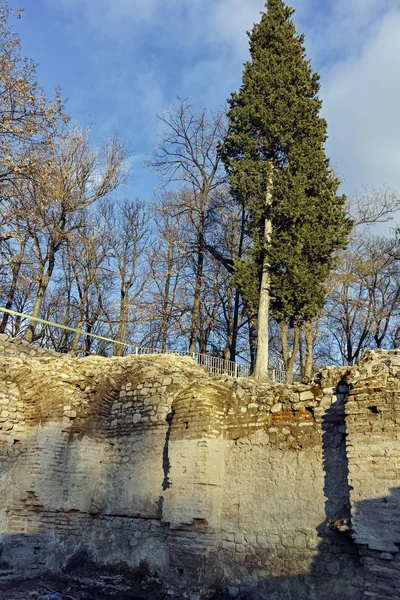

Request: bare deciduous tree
left=349, top=188, right=400, bottom=227
left=100, top=198, right=151, bottom=355
left=149, top=191, right=187, bottom=350
left=20, top=127, right=127, bottom=342
left=321, top=236, right=400, bottom=365
left=0, top=5, right=67, bottom=186
left=148, top=99, right=225, bottom=353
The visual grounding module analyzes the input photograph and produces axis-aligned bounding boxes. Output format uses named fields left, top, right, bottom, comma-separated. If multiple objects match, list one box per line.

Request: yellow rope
left=0, top=306, right=132, bottom=348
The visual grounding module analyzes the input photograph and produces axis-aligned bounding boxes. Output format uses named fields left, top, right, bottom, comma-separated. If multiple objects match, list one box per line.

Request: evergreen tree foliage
left=221, top=0, right=352, bottom=332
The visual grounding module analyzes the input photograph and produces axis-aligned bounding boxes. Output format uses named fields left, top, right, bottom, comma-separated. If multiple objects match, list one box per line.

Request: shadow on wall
left=240, top=487, right=400, bottom=600
left=0, top=421, right=170, bottom=586
left=2, top=368, right=400, bottom=600
left=222, top=381, right=364, bottom=600
left=221, top=378, right=400, bottom=600
left=352, top=488, right=400, bottom=600
left=0, top=364, right=175, bottom=586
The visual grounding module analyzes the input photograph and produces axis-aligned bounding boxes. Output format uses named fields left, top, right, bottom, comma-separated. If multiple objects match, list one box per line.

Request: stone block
left=221, top=541, right=236, bottom=551
left=299, top=391, right=314, bottom=401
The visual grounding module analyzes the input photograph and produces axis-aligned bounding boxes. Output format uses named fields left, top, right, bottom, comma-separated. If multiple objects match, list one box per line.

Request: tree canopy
left=221, top=0, right=352, bottom=377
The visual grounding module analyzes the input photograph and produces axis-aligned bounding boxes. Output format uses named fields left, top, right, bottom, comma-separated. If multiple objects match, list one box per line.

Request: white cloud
left=322, top=8, right=400, bottom=193
left=305, top=0, right=395, bottom=64
left=52, top=0, right=264, bottom=53
left=206, top=0, right=264, bottom=55
left=44, top=0, right=400, bottom=197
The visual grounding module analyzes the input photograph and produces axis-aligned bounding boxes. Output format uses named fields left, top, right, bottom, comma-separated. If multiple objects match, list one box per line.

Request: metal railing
left=125, top=346, right=251, bottom=378
left=270, top=368, right=287, bottom=384
left=120, top=346, right=282, bottom=380
left=0, top=306, right=286, bottom=383
left=193, top=352, right=250, bottom=378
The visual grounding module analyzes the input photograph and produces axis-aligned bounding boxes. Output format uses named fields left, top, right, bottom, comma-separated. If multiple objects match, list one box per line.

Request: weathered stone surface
left=1, top=338, right=399, bottom=598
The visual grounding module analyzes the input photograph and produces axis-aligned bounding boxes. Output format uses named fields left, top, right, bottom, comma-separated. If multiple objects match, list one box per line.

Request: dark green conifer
left=221, top=0, right=352, bottom=379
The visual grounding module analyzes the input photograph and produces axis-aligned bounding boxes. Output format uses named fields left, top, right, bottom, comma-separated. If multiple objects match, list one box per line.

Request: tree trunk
left=58, top=260, right=73, bottom=352
left=85, top=317, right=94, bottom=355
left=280, top=320, right=300, bottom=385
left=25, top=250, right=56, bottom=343
left=70, top=294, right=88, bottom=356
left=114, top=249, right=129, bottom=357
left=229, top=290, right=241, bottom=362
left=223, top=286, right=234, bottom=361
left=247, top=312, right=258, bottom=374
left=299, top=326, right=305, bottom=379
left=254, top=253, right=271, bottom=378
left=199, top=335, right=207, bottom=355
left=114, top=289, right=128, bottom=357
left=14, top=313, right=23, bottom=337
left=69, top=271, right=89, bottom=355
left=230, top=203, right=246, bottom=362
left=0, top=236, right=28, bottom=334
left=224, top=292, right=234, bottom=361
left=304, top=320, right=314, bottom=380
left=161, top=243, right=174, bottom=352
left=188, top=229, right=205, bottom=355
left=84, top=304, right=101, bottom=355
left=280, top=321, right=289, bottom=370
left=70, top=316, right=83, bottom=356
left=254, top=163, right=273, bottom=379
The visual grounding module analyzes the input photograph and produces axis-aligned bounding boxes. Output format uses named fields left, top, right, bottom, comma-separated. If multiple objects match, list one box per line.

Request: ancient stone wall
left=0, top=339, right=399, bottom=598
left=345, top=350, right=400, bottom=600
left=0, top=334, right=61, bottom=360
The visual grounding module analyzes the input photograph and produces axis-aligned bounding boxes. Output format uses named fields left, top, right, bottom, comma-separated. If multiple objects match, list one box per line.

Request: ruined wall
left=345, top=350, right=400, bottom=600
left=0, top=334, right=61, bottom=360
left=216, top=371, right=361, bottom=599
left=1, top=338, right=399, bottom=599
left=162, top=371, right=363, bottom=599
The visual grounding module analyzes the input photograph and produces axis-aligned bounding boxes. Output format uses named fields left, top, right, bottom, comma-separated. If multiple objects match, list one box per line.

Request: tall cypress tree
left=220, top=0, right=352, bottom=379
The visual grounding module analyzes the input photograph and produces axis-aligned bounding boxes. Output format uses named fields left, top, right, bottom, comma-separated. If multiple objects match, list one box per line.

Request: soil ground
left=0, top=559, right=169, bottom=600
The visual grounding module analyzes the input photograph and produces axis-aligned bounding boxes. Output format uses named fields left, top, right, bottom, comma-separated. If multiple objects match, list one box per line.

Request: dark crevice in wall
left=157, top=408, right=175, bottom=520
left=162, top=409, right=175, bottom=492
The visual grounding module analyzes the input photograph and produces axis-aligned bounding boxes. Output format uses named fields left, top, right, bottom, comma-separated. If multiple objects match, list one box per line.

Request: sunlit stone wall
left=2, top=337, right=398, bottom=599
left=345, top=350, right=400, bottom=600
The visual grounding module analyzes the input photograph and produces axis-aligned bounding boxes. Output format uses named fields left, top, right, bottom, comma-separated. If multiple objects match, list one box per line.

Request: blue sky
left=8, top=0, right=400, bottom=205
